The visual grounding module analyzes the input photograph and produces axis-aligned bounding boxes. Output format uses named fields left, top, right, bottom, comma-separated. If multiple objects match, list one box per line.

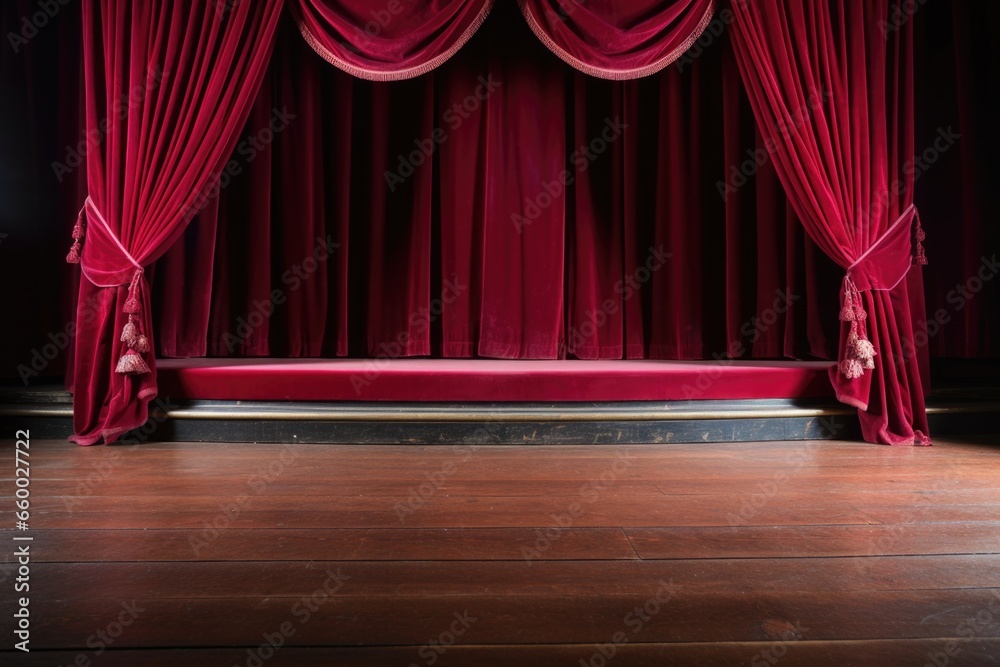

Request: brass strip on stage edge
left=2, top=403, right=994, bottom=421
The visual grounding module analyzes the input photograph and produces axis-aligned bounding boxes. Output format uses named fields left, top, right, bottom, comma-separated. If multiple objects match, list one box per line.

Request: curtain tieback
left=65, top=203, right=86, bottom=264
left=65, top=197, right=150, bottom=376
left=838, top=204, right=928, bottom=379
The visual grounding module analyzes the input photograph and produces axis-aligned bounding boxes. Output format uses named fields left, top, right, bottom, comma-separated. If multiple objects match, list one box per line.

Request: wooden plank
left=626, top=523, right=1000, bottom=559
left=854, top=504, right=1000, bottom=524
left=7, top=589, right=1000, bottom=647
left=13, top=502, right=880, bottom=529
left=21, top=489, right=1000, bottom=515
left=22, top=522, right=1000, bottom=563
left=25, top=556, right=1000, bottom=600
left=11, top=527, right=640, bottom=562
left=16, top=640, right=1000, bottom=667
left=9, top=436, right=999, bottom=455
left=14, top=444, right=1000, bottom=470
left=13, top=480, right=668, bottom=500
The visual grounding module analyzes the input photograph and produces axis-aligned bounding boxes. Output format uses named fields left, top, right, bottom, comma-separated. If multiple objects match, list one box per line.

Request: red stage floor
left=156, top=359, right=837, bottom=402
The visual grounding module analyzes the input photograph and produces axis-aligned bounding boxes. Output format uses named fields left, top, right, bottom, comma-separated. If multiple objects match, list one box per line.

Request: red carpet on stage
left=156, top=359, right=837, bottom=402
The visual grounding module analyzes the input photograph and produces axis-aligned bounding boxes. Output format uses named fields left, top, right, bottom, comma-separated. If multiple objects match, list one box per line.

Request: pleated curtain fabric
left=728, top=0, right=930, bottom=445
left=64, top=0, right=936, bottom=446
left=68, top=0, right=284, bottom=444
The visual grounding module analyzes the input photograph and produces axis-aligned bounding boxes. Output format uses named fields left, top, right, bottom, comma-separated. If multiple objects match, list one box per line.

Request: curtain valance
left=518, top=0, right=716, bottom=79
left=287, top=0, right=495, bottom=81
left=287, top=0, right=716, bottom=81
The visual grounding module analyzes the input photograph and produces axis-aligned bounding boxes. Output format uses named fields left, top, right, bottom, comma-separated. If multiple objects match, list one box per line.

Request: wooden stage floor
left=3, top=436, right=1000, bottom=666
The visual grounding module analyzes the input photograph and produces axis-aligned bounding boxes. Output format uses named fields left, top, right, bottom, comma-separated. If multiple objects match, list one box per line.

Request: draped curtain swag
left=518, top=0, right=717, bottom=80
left=287, top=0, right=496, bottom=81
left=66, top=0, right=930, bottom=446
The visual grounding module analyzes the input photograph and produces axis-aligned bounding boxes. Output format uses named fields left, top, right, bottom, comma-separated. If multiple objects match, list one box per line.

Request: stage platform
left=3, top=359, right=998, bottom=445
left=155, top=358, right=838, bottom=403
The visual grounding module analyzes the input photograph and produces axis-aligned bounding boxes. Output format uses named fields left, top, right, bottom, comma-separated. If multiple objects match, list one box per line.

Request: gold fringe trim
left=517, top=0, right=717, bottom=80
left=289, top=0, right=495, bottom=82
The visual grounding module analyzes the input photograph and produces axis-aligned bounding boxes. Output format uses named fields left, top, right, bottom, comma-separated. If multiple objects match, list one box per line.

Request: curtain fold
left=518, top=0, right=716, bottom=79
left=729, top=0, right=930, bottom=445
left=287, top=0, right=494, bottom=81
left=68, top=0, right=283, bottom=445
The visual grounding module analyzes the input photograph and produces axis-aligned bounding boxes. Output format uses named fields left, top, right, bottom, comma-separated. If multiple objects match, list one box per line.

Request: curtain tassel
left=116, top=349, right=150, bottom=375
left=914, top=211, right=928, bottom=266
left=123, top=271, right=142, bottom=313
left=65, top=210, right=85, bottom=264
left=116, top=269, right=150, bottom=375
left=133, top=335, right=150, bottom=354
left=120, top=317, right=139, bottom=346
left=839, top=284, right=856, bottom=322
left=839, top=279, right=876, bottom=380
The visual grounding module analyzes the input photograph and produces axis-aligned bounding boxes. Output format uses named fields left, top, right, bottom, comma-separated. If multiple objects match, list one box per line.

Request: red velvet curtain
left=154, top=7, right=841, bottom=365
left=68, top=0, right=283, bottom=445
left=287, top=0, right=494, bottom=81
left=729, top=0, right=930, bottom=445
left=4, top=1, right=994, bottom=402
left=519, top=0, right=717, bottom=79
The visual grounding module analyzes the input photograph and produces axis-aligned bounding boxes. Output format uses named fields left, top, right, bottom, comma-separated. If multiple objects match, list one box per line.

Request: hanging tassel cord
left=115, top=268, right=151, bottom=375
left=914, top=210, right=929, bottom=266
left=838, top=277, right=876, bottom=380
left=65, top=206, right=85, bottom=263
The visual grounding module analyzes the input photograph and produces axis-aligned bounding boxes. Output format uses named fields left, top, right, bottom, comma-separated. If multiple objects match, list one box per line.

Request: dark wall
left=0, top=0, right=83, bottom=386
